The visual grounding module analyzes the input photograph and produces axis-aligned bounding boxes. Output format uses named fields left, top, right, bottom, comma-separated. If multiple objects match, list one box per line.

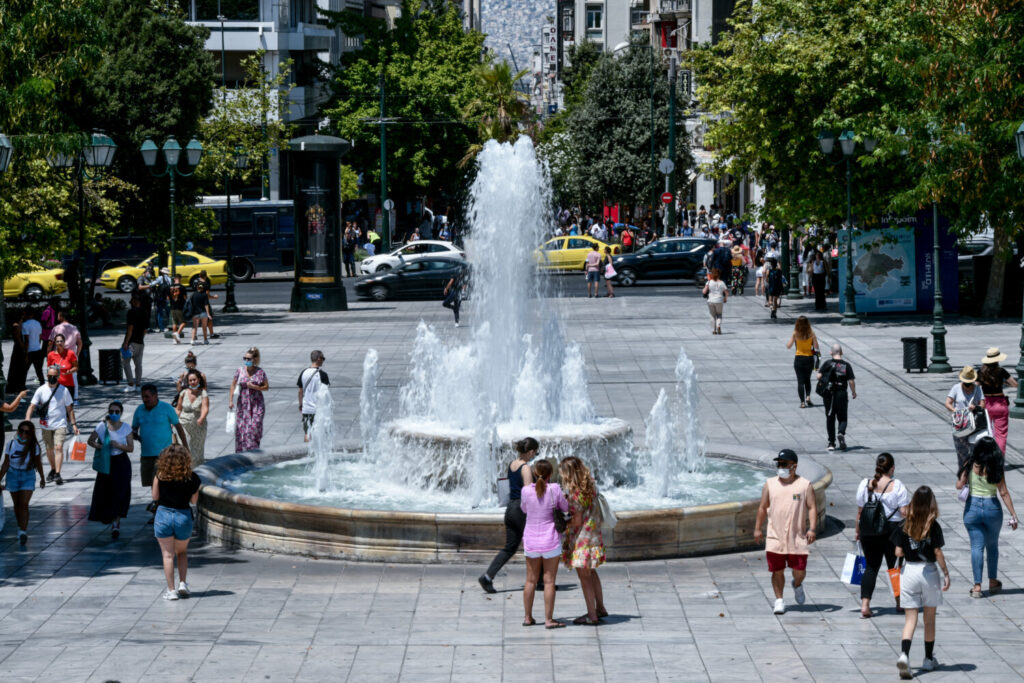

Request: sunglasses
left=109, top=410, right=122, bottom=415
left=243, top=356, right=253, bottom=361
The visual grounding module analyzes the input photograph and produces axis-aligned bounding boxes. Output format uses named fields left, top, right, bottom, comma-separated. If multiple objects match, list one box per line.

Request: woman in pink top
left=520, top=459, right=569, bottom=628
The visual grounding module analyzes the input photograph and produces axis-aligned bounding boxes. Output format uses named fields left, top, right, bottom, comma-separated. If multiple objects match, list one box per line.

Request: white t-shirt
left=948, top=383, right=983, bottom=411
left=855, top=477, right=910, bottom=522
left=30, top=384, right=73, bottom=430
left=706, top=279, right=728, bottom=304
left=297, top=367, right=330, bottom=415
left=21, top=319, right=42, bottom=352
left=93, top=420, right=133, bottom=456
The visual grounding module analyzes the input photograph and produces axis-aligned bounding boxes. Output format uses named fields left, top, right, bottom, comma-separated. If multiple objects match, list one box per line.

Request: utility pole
left=667, top=55, right=677, bottom=235
left=378, top=69, right=390, bottom=253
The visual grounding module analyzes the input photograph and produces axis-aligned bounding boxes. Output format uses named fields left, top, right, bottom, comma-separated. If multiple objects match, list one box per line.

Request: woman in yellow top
left=785, top=316, right=820, bottom=408
left=956, top=437, right=1018, bottom=598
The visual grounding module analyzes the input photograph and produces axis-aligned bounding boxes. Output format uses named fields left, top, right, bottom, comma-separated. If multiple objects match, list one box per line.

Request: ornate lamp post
left=45, top=131, right=117, bottom=385
left=0, top=133, right=13, bottom=428
left=141, top=137, right=203, bottom=280
left=222, top=146, right=249, bottom=313
left=816, top=129, right=877, bottom=325
left=1010, top=122, right=1024, bottom=418
left=787, top=230, right=802, bottom=299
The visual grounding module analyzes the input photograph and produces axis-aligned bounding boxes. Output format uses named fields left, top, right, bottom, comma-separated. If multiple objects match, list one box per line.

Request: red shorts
left=766, top=552, right=807, bottom=572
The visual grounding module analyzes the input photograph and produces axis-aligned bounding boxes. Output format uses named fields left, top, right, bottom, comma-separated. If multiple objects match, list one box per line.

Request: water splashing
left=306, top=384, right=335, bottom=492
left=360, top=349, right=381, bottom=454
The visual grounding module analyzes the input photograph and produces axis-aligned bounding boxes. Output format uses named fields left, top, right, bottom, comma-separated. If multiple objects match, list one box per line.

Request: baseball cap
left=773, top=449, right=798, bottom=464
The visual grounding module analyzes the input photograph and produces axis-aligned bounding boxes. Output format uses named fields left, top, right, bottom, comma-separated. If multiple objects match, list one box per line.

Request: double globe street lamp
left=46, top=131, right=118, bottom=384
left=222, top=146, right=249, bottom=313
left=141, top=137, right=203, bottom=279
left=817, top=130, right=877, bottom=326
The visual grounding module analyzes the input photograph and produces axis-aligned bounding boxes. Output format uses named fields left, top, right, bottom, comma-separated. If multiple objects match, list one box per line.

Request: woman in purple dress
left=229, top=347, right=269, bottom=452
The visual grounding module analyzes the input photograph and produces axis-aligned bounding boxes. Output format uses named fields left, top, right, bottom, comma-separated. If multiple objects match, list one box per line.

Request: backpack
left=859, top=480, right=898, bottom=537
left=183, top=296, right=195, bottom=320
left=767, top=267, right=783, bottom=290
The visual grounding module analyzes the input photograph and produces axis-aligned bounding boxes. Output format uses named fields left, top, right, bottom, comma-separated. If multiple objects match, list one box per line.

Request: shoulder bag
left=815, top=363, right=834, bottom=398
left=92, top=426, right=112, bottom=475
left=859, top=480, right=898, bottom=537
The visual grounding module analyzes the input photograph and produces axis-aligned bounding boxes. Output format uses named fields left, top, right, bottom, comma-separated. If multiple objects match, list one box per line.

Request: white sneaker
left=792, top=581, right=806, bottom=605
left=454, top=322, right=460, bottom=327
left=773, top=598, right=785, bottom=615
left=897, top=653, right=911, bottom=679
left=177, top=581, right=190, bottom=598
left=190, top=339, right=195, bottom=346
left=123, top=385, right=134, bottom=394
left=162, top=589, right=180, bottom=601
left=921, top=656, right=939, bottom=672
left=203, top=339, right=209, bottom=345
left=172, top=332, right=180, bottom=344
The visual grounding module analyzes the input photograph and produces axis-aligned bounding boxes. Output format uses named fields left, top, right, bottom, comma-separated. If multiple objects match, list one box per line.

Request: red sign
left=661, top=192, right=674, bottom=204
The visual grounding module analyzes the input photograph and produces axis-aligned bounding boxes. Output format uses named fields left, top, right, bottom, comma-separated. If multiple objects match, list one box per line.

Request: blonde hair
left=558, top=456, right=596, bottom=503
left=246, top=346, right=261, bottom=367
left=156, top=444, right=193, bottom=482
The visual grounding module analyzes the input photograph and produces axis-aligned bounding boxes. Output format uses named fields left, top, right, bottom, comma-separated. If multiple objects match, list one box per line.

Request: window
left=567, top=238, right=591, bottom=250
left=562, top=8, right=574, bottom=33
left=586, top=5, right=603, bottom=38
left=543, top=239, right=565, bottom=251
left=427, top=243, right=450, bottom=253
left=401, top=261, right=426, bottom=272
left=255, top=213, right=276, bottom=235
left=194, top=0, right=259, bottom=21
left=630, top=7, right=647, bottom=25
left=174, top=254, right=200, bottom=266
left=425, top=260, right=456, bottom=270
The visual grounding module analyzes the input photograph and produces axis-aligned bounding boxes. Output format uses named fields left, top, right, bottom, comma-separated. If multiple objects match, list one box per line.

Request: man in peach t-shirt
left=754, top=449, right=817, bottom=615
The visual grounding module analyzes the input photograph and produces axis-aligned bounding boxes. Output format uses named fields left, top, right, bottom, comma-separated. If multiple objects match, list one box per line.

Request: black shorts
left=302, top=414, right=316, bottom=433
left=140, top=457, right=157, bottom=488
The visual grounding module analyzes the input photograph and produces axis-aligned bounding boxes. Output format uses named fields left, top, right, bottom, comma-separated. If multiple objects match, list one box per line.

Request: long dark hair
left=515, top=437, right=538, bottom=456
left=14, top=420, right=39, bottom=457
left=533, top=459, right=553, bottom=499
left=185, top=368, right=206, bottom=390
left=904, top=486, right=938, bottom=541
left=969, top=437, right=1004, bottom=485
left=869, top=452, right=895, bottom=493
left=979, top=363, right=1003, bottom=389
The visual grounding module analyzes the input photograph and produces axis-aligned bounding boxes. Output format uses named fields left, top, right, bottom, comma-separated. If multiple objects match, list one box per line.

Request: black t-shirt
left=819, top=358, right=855, bottom=392
left=157, top=473, right=201, bottom=510
left=891, top=521, right=944, bottom=563
left=190, top=291, right=210, bottom=314
left=980, top=367, right=1011, bottom=396
left=126, top=309, right=148, bottom=345
left=169, top=293, right=185, bottom=311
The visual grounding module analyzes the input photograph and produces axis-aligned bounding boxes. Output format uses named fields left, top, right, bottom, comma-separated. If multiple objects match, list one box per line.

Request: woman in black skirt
left=87, top=401, right=135, bottom=539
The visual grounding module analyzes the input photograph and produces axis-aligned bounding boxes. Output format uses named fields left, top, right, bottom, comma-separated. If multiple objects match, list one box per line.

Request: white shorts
left=524, top=546, right=561, bottom=559
left=900, top=562, right=942, bottom=609
left=755, top=267, right=764, bottom=278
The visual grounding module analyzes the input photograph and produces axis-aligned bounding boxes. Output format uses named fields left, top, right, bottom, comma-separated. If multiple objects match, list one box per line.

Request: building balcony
left=650, top=0, right=691, bottom=20
left=195, top=21, right=333, bottom=53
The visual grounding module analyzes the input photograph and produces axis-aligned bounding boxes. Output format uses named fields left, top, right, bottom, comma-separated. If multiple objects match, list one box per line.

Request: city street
left=2, top=287, right=1024, bottom=681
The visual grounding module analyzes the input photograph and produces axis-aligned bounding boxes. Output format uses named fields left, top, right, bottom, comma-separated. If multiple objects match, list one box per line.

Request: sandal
left=573, top=615, right=600, bottom=625
left=544, top=621, right=566, bottom=629
left=800, top=402, right=807, bottom=409
left=970, top=588, right=983, bottom=598
left=522, top=618, right=537, bottom=627
left=990, top=580, right=1003, bottom=595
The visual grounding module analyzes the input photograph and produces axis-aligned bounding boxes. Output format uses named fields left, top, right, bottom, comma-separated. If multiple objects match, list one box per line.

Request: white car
left=360, top=240, right=465, bottom=274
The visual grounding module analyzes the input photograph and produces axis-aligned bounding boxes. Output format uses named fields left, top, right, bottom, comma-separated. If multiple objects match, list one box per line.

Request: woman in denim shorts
left=151, top=444, right=201, bottom=601
left=0, top=421, right=46, bottom=544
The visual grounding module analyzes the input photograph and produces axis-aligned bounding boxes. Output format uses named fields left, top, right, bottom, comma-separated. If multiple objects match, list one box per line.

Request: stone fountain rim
left=196, top=440, right=832, bottom=522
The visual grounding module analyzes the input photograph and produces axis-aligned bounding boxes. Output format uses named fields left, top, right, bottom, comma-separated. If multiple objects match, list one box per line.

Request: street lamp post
left=0, top=133, right=13, bottom=428
left=141, top=137, right=203, bottom=281
left=45, top=132, right=117, bottom=385
left=1010, top=121, right=1024, bottom=418
left=816, top=129, right=876, bottom=326
left=787, top=231, right=802, bottom=299
left=222, top=147, right=249, bottom=313
left=927, top=199, right=951, bottom=372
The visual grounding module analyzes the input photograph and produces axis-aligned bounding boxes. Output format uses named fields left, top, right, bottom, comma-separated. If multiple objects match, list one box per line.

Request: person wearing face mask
left=174, top=352, right=208, bottom=397
left=46, top=332, right=78, bottom=403
left=87, top=401, right=135, bottom=539
left=176, top=370, right=209, bottom=466
left=230, top=347, right=269, bottom=452
left=753, top=449, right=818, bottom=615
left=0, top=421, right=46, bottom=544
left=25, top=367, right=78, bottom=486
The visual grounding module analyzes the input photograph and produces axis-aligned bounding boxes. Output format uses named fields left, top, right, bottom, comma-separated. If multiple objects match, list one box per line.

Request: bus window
left=230, top=218, right=252, bottom=235
left=278, top=214, right=294, bottom=235
left=255, top=213, right=276, bottom=235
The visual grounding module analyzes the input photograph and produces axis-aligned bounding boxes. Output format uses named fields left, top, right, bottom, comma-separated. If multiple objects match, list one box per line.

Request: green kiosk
left=289, top=134, right=351, bottom=312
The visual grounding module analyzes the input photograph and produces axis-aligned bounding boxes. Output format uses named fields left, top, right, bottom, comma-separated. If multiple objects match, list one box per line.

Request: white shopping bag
left=841, top=543, right=867, bottom=586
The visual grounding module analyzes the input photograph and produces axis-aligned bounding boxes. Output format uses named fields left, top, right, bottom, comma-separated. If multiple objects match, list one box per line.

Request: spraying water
left=360, top=349, right=381, bottom=455
left=306, top=384, right=335, bottom=492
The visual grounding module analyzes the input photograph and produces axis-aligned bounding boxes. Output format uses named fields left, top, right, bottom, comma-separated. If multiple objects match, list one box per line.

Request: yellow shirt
left=794, top=335, right=815, bottom=357
left=969, top=469, right=998, bottom=498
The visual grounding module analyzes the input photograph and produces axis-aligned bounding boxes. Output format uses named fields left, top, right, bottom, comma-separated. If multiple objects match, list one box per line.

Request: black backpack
left=859, top=480, right=898, bottom=537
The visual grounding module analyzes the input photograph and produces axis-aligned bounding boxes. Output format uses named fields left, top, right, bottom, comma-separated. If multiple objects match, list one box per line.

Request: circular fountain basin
left=196, top=442, right=832, bottom=563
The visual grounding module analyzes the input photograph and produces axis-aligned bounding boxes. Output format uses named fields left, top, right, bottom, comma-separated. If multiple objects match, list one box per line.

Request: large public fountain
left=196, top=138, right=831, bottom=561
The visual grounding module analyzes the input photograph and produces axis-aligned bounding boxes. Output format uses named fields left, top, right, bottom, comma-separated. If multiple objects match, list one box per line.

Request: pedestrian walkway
left=2, top=288, right=1024, bottom=681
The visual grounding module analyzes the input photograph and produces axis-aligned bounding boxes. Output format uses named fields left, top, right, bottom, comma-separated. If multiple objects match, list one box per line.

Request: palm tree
left=459, top=61, right=532, bottom=167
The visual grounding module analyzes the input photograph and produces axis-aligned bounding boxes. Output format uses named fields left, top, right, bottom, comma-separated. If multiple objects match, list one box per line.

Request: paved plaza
left=3, top=285, right=1024, bottom=682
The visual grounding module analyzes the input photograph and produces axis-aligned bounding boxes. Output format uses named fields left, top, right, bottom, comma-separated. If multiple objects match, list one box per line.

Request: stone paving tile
left=5, top=291, right=1024, bottom=680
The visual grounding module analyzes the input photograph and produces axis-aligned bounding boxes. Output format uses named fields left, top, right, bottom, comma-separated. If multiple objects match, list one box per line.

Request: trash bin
left=99, top=348, right=122, bottom=384
left=900, top=337, right=928, bottom=373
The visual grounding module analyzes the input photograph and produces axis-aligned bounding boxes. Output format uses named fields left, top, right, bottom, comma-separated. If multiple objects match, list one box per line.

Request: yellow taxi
left=98, top=251, right=228, bottom=292
left=533, top=235, right=621, bottom=271
left=3, top=266, right=67, bottom=301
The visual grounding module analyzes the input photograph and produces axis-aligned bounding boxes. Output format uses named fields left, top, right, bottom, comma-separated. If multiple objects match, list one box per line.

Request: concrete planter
left=196, top=443, right=832, bottom=563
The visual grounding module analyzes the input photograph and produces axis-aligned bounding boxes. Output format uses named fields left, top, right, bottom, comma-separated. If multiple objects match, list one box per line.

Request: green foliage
left=541, top=40, right=692, bottom=208
left=339, top=164, right=360, bottom=202
left=324, top=0, right=486, bottom=199
left=0, top=159, right=73, bottom=280
left=459, top=62, right=532, bottom=166
left=197, top=50, right=296, bottom=193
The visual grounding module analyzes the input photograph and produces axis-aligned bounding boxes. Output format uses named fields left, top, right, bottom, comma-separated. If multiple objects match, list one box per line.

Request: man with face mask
left=25, top=366, right=78, bottom=485
left=132, top=384, right=188, bottom=520
left=754, top=449, right=818, bottom=615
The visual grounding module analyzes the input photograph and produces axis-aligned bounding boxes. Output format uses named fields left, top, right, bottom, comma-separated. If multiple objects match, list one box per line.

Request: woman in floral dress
left=176, top=369, right=209, bottom=466
left=229, top=347, right=269, bottom=452
left=559, top=456, right=607, bottom=625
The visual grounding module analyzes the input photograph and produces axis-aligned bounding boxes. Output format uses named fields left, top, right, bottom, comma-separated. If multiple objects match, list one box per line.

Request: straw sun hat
left=982, top=347, right=1007, bottom=364
left=959, top=365, right=978, bottom=383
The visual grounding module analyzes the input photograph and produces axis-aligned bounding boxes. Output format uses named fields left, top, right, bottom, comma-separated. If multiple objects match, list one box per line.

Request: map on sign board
left=838, top=228, right=917, bottom=313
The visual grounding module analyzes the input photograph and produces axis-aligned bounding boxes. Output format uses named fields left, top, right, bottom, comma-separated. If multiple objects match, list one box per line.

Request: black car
left=610, top=237, right=716, bottom=286
left=354, top=256, right=467, bottom=301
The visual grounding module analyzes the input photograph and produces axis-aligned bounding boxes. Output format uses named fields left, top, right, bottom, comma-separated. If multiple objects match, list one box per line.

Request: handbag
left=841, top=543, right=867, bottom=586
left=92, top=428, right=111, bottom=475
left=604, top=262, right=616, bottom=279
left=813, top=350, right=821, bottom=371
left=553, top=501, right=568, bottom=533
left=66, top=436, right=88, bottom=462
left=967, top=408, right=992, bottom=444
left=887, top=565, right=902, bottom=598
left=226, top=378, right=241, bottom=434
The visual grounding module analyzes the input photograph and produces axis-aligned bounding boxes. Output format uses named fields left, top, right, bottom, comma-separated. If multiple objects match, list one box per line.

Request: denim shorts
left=586, top=271, right=600, bottom=283
left=153, top=506, right=194, bottom=540
left=4, top=467, right=36, bottom=492
left=524, top=545, right=562, bottom=559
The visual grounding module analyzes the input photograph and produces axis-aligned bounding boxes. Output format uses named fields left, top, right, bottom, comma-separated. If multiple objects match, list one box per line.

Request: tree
left=324, top=0, right=486, bottom=203
left=459, top=62, right=532, bottom=166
